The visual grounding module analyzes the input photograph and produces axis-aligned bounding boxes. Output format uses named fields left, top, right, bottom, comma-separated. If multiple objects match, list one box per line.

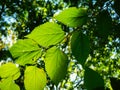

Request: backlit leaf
left=26, top=22, right=65, bottom=47
left=84, top=67, right=104, bottom=90
left=45, top=47, right=68, bottom=85
left=9, top=39, right=42, bottom=65
left=0, top=77, right=20, bottom=90
left=0, top=63, right=20, bottom=80
left=55, top=7, right=88, bottom=27
left=71, top=31, right=90, bottom=66
left=24, top=66, right=47, bottom=90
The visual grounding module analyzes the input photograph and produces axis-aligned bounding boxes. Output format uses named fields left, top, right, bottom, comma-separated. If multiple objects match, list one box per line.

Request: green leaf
left=113, top=0, right=120, bottom=16
left=0, top=77, right=20, bottom=90
left=9, top=39, right=42, bottom=65
left=45, top=47, right=68, bottom=85
left=96, top=10, right=112, bottom=37
left=0, top=63, right=20, bottom=80
left=84, top=67, right=104, bottom=90
left=110, top=77, right=120, bottom=90
left=71, top=31, right=90, bottom=66
left=55, top=7, right=88, bottom=27
left=24, top=66, right=47, bottom=90
left=26, top=22, right=65, bottom=47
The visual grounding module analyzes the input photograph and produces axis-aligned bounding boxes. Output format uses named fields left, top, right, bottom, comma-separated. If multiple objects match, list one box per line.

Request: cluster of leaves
left=0, top=7, right=106, bottom=90
left=0, top=0, right=120, bottom=90
left=0, top=0, right=66, bottom=60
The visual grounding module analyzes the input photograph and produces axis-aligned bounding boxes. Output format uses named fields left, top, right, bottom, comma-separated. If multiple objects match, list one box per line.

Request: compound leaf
left=84, top=67, right=104, bottom=90
left=45, top=47, right=68, bottom=85
left=0, top=63, right=20, bottom=80
left=0, top=77, right=20, bottom=90
left=9, top=39, right=42, bottom=65
left=110, top=77, right=120, bottom=90
left=26, top=22, right=65, bottom=47
left=24, top=66, right=47, bottom=90
left=55, top=7, right=88, bottom=27
left=113, top=0, right=120, bottom=16
left=71, top=31, right=90, bottom=66
left=96, top=10, right=112, bottom=38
